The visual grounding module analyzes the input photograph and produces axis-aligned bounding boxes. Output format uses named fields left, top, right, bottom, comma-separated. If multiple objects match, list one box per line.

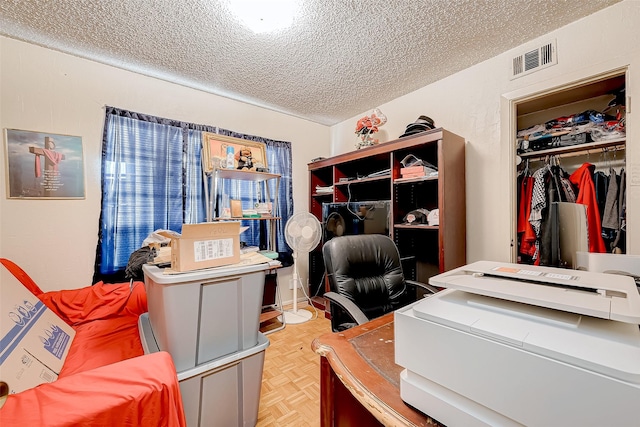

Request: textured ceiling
left=0, top=0, right=621, bottom=125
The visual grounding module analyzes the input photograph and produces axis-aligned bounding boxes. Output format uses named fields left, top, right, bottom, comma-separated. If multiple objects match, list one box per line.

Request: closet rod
left=519, top=139, right=625, bottom=161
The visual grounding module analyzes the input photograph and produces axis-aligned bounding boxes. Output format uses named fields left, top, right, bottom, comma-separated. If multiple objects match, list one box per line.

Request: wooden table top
left=311, top=313, right=442, bottom=427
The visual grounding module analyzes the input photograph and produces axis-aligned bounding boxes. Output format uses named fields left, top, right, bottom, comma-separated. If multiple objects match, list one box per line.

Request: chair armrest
left=406, top=279, right=440, bottom=295
left=0, top=352, right=186, bottom=427
left=324, top=291, right=370, bottom=325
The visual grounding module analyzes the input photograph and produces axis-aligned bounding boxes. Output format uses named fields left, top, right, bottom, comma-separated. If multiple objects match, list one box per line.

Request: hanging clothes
left=539, top=165, right=577, bottom=266
left=518, top=175, right=536, bottom=260
left=538, top=167, right=561, bottom=266
left=612, top=169, right=626, bottom=253
left=601, top=167, right=619, bottom=244
left=528, top=165, right=551, bottom=264
left=554, top=165, right=577, bottom=203
left=593, top=170, right=609, bottom=221
left=568, top=163, right=606, bottom=253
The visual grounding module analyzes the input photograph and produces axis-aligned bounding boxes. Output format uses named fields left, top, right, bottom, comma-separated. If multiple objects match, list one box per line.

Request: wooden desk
left=311, top=313, right=441, bottom=427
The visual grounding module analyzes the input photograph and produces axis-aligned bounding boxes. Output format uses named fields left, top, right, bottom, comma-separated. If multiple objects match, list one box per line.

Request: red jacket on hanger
left=569, top=163, right=607, bottom=253
left=518, top=176, right=537, bottom=257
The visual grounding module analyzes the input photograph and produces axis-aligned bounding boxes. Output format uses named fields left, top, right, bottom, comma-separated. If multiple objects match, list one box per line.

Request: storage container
left=142, top=263, right=268, bottom=372
left=140, top=314, right=269, bottom=427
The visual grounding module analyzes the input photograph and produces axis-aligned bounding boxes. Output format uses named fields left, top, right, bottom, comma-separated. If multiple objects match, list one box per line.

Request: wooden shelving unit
left=203, top=167, right=285, bottom=331
left=308, top=128, right=466, bottom=314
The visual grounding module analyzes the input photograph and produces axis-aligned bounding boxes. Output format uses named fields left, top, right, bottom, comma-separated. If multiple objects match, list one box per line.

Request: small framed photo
left=202, top=132, right=268, bottom=174
left=4, top=129, right=85, bottom=199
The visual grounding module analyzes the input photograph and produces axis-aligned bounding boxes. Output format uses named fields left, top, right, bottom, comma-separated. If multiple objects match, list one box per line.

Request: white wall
left=0, top=37, right=330, bottom=295
left=331, top=0, right=640, bottom=263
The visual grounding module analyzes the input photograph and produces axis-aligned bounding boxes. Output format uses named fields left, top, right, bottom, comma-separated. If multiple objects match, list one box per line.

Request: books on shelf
left=401, top=171, right=425, bottom=178
left=240, top=245, right=260, bottom=254
left=315, top=185, right=333, bottom=194
left=400, top=165, right=438, bottom=179
left=400, top=165, right=426, bottom=174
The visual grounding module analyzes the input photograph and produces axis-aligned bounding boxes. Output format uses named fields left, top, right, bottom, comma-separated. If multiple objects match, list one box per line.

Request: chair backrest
left=322, top=234, right=410, bottom=324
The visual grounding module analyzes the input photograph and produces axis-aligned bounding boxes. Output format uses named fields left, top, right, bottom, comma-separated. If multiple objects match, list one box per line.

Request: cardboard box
left=0, top=265, right=76, bottom=395
left=230, top=200, right=243, bottom=218
left=171, top=222, right=241, bottom=272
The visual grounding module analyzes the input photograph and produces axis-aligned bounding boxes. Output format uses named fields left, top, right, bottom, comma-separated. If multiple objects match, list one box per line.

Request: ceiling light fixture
left=226, top=0, right=299, bottom=33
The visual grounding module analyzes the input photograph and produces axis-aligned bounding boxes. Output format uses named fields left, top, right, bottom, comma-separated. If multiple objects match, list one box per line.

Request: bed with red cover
left=0, top=258, right=186, bottom=426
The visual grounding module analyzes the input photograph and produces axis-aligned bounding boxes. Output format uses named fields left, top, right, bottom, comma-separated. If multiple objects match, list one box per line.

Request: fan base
left=279, top=309, right=312, bottom=324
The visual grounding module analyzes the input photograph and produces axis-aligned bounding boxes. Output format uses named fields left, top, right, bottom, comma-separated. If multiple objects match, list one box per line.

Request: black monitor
left=321, top=201, right=390, bottom=242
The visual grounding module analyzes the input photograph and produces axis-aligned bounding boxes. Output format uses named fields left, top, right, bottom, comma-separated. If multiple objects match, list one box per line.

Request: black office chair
left=322, top=234, right=439, bottom=332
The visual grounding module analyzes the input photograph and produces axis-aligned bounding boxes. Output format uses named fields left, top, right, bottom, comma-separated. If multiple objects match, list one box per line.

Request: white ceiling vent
left=510, top=40, right=557, bottom=80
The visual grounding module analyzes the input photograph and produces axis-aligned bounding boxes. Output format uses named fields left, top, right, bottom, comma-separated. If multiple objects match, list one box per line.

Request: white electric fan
left=280, top=212, right=322, bottom=324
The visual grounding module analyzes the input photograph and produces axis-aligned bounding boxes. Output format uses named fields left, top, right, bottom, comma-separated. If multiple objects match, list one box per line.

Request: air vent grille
left=511, top=40, right=557, bottom=80
left=513, top=56, right=523, bottom=76
left=541, top=43, right=553, bottom=65
left=524, top=50, right=539, bottom=71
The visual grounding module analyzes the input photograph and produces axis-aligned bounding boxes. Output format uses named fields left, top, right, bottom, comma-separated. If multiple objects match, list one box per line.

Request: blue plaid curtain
left=95, top=107, right=293, bottom=279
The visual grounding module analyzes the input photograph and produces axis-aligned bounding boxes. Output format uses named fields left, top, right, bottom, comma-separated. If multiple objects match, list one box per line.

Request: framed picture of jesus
left=4, top=128, right=85, bottom=199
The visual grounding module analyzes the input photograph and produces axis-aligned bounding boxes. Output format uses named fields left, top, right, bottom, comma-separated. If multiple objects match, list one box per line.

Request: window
left=94, top=107, right=293, bottom=280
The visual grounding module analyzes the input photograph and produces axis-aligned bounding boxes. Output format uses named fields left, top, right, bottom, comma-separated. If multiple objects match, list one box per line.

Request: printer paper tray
left=412, top=289, right=640, bottom=383
left=429, top=261, right=640, bottom=323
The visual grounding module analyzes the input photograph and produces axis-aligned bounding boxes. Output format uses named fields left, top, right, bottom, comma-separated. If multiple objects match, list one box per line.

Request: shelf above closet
left=518, top=138, right=625, bottom=160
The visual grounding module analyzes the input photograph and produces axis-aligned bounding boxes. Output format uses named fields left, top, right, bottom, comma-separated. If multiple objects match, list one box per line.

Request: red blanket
left=0, top=258, right=186, bottom=426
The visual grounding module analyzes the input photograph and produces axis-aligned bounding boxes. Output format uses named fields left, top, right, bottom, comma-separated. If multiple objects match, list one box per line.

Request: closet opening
left=512, top=71, right=627, bottom=268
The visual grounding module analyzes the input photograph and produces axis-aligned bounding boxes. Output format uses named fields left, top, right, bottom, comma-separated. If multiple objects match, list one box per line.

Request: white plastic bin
left=139, top=313, right=269, bottom=427
left=576, top=252, right=640, bottom=276
left=178, top=333, right=269, bottom=427
left=142, top=263, right=268, bottom=372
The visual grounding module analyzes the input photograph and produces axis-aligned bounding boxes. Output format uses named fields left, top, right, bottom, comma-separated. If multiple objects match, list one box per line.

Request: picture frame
left=4, top=128, right=86, bottom=199
left=202, top=132, right=268, bottom=174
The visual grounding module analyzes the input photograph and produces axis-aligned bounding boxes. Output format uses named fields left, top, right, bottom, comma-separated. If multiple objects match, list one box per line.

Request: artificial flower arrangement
left=355, top=108, right=387, bottom=149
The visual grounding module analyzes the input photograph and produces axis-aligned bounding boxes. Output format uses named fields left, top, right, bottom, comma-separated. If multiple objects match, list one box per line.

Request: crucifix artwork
left=29, top=137, right=66, bottom=197
left=5, top=129, right=85, bottom=199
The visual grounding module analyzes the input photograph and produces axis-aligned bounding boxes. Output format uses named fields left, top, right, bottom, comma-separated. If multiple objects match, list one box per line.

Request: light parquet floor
left=257, top=306, right=331, bottom=427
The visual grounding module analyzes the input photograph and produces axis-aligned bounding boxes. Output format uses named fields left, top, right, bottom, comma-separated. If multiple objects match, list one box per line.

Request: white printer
left=395, top=260, right=640, bottom=427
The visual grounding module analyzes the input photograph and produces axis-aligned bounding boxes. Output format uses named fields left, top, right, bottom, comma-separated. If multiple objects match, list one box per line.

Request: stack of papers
left=240, top=245, right=260, bottom=254
left=315, top=185, right=333, bottom=194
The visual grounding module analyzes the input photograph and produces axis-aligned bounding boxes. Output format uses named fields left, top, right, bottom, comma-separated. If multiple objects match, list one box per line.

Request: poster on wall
left=4, top=129, right=85, bottom=199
